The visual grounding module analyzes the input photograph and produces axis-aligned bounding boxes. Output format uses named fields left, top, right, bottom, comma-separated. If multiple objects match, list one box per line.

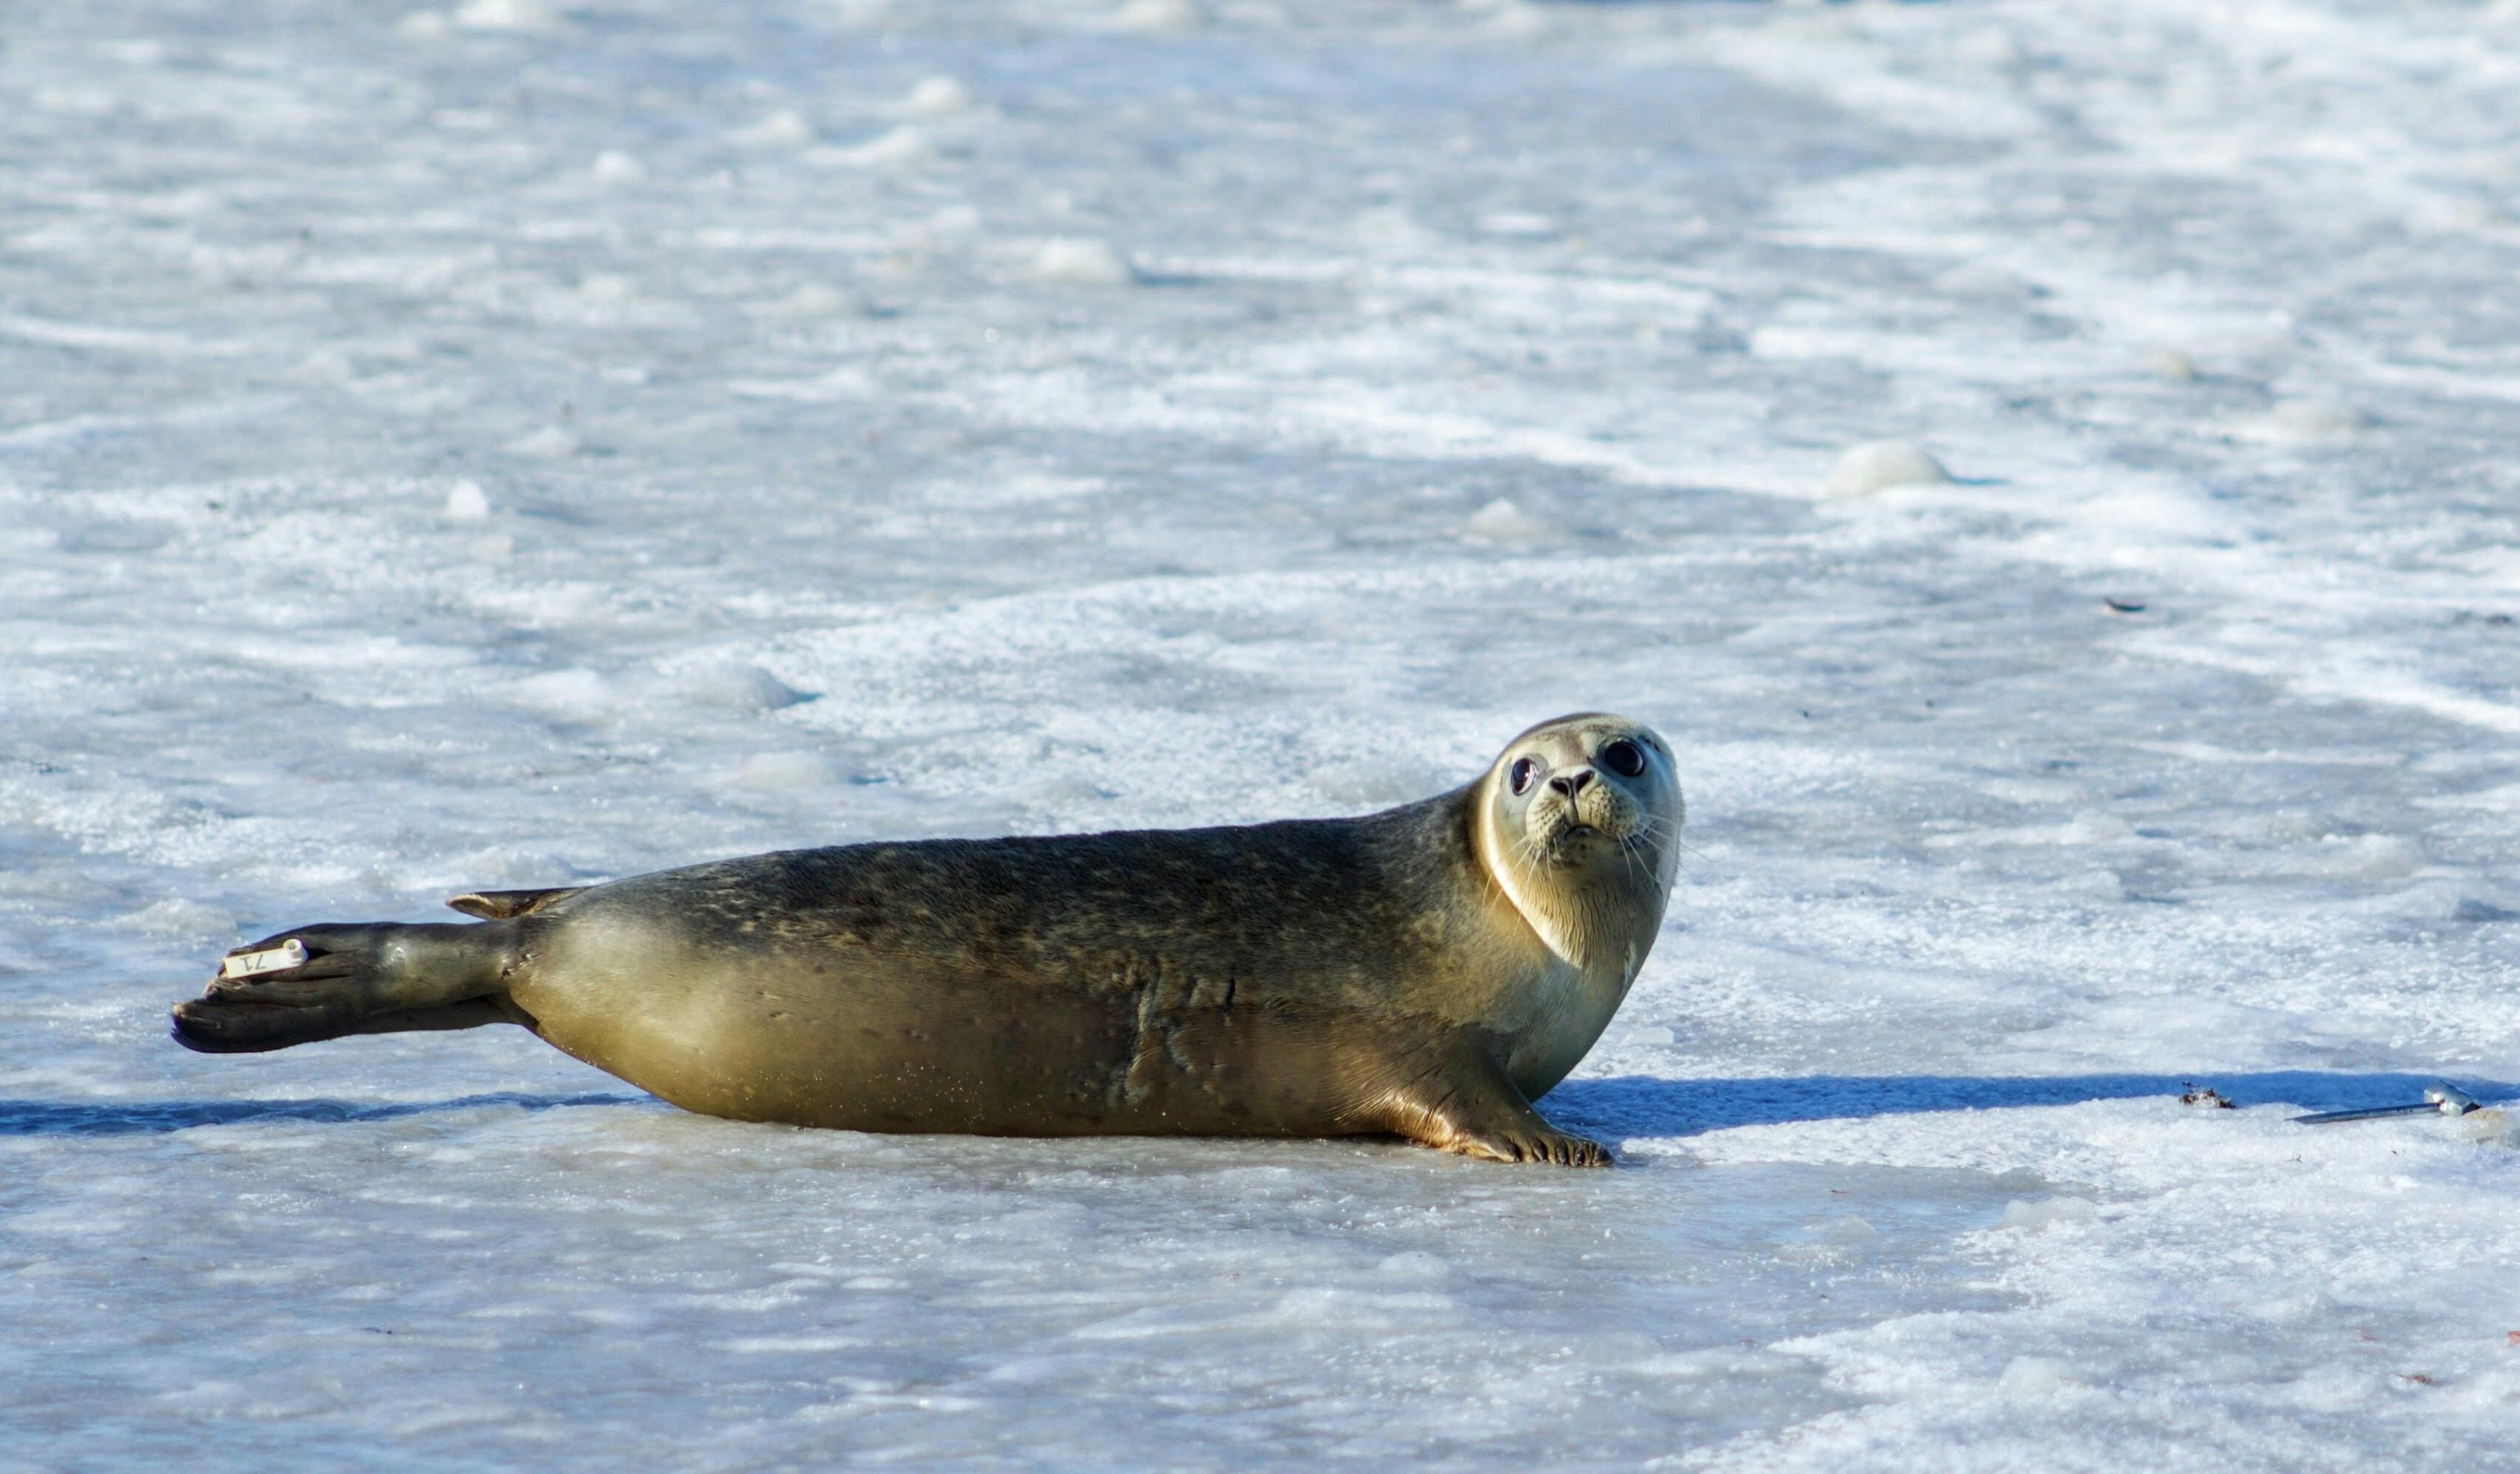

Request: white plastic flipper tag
left=219, top=938, right=308, bottom=979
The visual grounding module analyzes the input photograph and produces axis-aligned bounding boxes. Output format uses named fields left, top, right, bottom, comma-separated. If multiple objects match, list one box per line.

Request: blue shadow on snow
left=7, top=1074, right=2507, bottom=1139
left=1547, top=1071, right=2518, bottom=1138
left=0, top=1091, right=646, bottom=1136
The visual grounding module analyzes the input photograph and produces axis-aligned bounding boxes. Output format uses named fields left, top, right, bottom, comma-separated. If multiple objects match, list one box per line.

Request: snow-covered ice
left=5, top=0, right=2520, bottom=1468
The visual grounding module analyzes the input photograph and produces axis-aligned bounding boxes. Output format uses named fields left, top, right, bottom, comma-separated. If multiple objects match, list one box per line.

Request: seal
left=172, top=713, right=1682, bottom=1165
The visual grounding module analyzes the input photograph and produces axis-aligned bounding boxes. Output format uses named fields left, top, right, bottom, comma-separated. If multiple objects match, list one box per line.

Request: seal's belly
left=508, top=925, right=1375, bottom=1137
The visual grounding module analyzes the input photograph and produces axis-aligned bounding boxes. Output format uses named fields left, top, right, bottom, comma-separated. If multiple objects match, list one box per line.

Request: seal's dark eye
left=1601, top=739, right=1647, bottom=778
left=1508, top=757, right=1539, bottom=796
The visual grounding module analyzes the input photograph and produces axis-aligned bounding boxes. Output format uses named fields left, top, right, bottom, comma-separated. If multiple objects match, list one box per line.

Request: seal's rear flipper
left=171, top=921, right=522, bottom=1054
left=173, top=996, right=508, bottom=1053
left=446, top=886, right=583, bottom=920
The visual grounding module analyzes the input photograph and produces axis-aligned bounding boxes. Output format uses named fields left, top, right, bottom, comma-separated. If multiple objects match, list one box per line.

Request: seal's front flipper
left=446, top=886, right=582, bottom=920
left=171, top=921, right=521, bottom=1054
left=1359, top=1037, right=1614, bottom=1167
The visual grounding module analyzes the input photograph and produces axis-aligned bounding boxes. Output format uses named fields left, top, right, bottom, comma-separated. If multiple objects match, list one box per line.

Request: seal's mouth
left=1531, top=813, right=1623, bottom=863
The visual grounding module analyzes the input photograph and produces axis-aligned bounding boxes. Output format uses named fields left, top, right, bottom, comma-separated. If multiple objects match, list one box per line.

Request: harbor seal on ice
left=172, top=713, right=1681, bottom=1165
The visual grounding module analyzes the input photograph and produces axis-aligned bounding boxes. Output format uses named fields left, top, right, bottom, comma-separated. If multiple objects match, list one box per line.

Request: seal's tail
left=171, top=920, right=522, bottom=1054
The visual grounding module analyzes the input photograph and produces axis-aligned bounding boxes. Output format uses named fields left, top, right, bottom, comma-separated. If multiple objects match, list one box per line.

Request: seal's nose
left=1548, top=769, right=1593, bottom=797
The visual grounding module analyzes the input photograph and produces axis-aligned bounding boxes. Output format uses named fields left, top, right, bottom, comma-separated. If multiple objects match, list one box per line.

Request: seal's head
left=1475, top=713, right=1683, bottom=966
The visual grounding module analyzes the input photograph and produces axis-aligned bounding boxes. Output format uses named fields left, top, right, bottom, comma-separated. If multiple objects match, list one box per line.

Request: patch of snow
left=1110, top=0, right=1202, bottom=35
left=1461, top=496, right=1551, bottom=544
left=590, top=149, right=646, bottom=184
left=394, top=10, right=455, bottom=44
left=902, top=75, right=972, bottom=117
left=666, top=662, right=811, bottom=716
left=2147, top=346, right=2196, bottom=381
left=731, top=109, right=816, bottom=149
left=451, top=0, right=564, bottom=33
left=767, top=283, right=863, bottom=318
left=729, top=751, right=842, bottom=790
left=503, top=425, right=580, bottom=457
left=1029, top=237, right=1136, bottom=285
left=809, top=123, right=929, bottom=170
left=1825, top=439, right=1954, bottom=497
left=2242, top=395, right=2372, bottom=441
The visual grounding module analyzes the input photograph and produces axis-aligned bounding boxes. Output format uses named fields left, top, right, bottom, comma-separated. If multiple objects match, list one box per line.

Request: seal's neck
left=1472, top=783, right=1672, bottom=983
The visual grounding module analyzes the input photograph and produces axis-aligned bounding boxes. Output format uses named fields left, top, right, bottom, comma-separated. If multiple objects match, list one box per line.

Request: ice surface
left=5, top=0, right=2520, bottom=1468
